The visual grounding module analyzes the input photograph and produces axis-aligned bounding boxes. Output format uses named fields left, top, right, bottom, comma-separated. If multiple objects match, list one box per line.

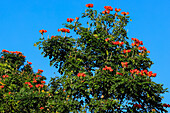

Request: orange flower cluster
left=105, top=38, right=110, bottom=42
left=123, top=49, right=131, bottom=53
left=102, top=6, right=113, bottom=14
left=25, top=82, right=33, bottom=88
left=0, top=85, right=4, bottom=89
left=1, top=49, right=25, bottom=58
left=1, top=56, right=4, bottom=59
left=75, top=17, right=79, bottom=21
left=77, top=73, right=86, bottom=77
left=58, top=28, right=70, bottom=33
left=38, top=69, right=43, bottom=73
left=39, top=29, right=47, bottom=35
left=2, top=75, right=9, bottom=78
left=121, top=62, right=128, bottom=68
left=85, top=3, right=93, bottom=8
left=130, top=69, right=157, bottom=77
left=121, top=12, right=129, bottom=15
left=115, top=8, right=121, bottom=12
left=36, top=75, right=42, bottom=78
left=35, top=84, right=44, bottom=88
left=39, top=107, right=44, bottom=110
left=2, top=49, right=22, bottom=54
left=27, top=61, right=32, bottom=65
left=116, top=72, right=123, bottom=76
left=67, top=18, right=74, bottom=23
left=163, top=103, right=170, bottom=107
left=131, top=38, right=143, bottom=47
left=104, top=6, right=113, bottom=11
left=51, top=35, right=57, bottom=39
left=110, top=41, right=124, bottom=46
left=103, top=66, right=113, bottom=72
left=133, top=104, right=142, bottom=108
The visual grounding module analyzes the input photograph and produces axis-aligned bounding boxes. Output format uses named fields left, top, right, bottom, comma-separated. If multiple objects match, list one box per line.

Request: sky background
left=0, top=0, right=170, bottom=112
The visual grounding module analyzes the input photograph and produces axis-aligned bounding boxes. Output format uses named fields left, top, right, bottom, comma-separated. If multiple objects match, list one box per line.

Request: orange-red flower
left=104, top=6, right=113, bottom=11
left=77, top=73, right=86, bottom=77
left=27, top=61, right=32, bottom=65
left=51, top=35, right=56, bottom=39
left=39, top=107, right=44, bottom=110
left=105, top=38, right=110, bottom=42
left=2, top=49, right=9, bottom=53
left=115, top=8, right=121, bottom=12
left=58, top=28, right=70, bottom=33
left=29, top=85, right=33, bottom=88
left=41, top=81, right=46, bottom=84
left=121, top=12, right=129, bottom=15
left=75, top=17, right=79, bottom=20
left=121, top=62, right=128, bottom=68
left=39, top=29, right=47, bottom=35
left=0, top=85, right=4, bottom=89
left=67, top=18, right=74, bottom=23
left=86, top=4, right=93, bottom=8
left=38, top=69, right=43, bottom=73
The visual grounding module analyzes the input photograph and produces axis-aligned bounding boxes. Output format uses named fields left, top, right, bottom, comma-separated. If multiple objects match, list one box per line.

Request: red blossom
left=0, top=85, right=4, bottom=89
left=67, top=18, right=74, bottom=23
left=29, top=85, right=33, bottom=88
left=39, top=107, right=44, bottom=109
left=58, top=28, right=70, bottom=33
left=115, top=8, right=121, bottom=12
left=41, top=81, right=46, bottom=84
left=104, top=6, right=113, bottom=11
left=86, top=4, right=93, bottom=8
left=75, top=17, right=79, bottom=20
left=39, top=29, right=47, bottom=35
left=77, top=73, right=86, bottom=77
left=121, top=12, right=129, bottom=15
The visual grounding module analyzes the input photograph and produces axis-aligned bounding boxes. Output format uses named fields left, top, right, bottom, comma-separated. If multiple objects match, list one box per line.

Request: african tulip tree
left=30, top=3, right=170, bottom=113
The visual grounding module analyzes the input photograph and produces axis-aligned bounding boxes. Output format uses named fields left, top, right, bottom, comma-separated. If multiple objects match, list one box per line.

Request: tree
left=34, top=4, right=169, bottom=113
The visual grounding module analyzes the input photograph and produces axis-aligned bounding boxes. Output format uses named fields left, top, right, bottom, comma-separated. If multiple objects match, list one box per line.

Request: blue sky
left=0, top=0, right=170, bottom=112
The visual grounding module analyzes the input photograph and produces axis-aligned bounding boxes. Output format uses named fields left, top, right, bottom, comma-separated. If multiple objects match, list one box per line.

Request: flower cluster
left=36, top=75, right=42, bottom=78
left=115, top=8, right=121, bottom=12
left=103, top=66, right=113, bottom=72
left=77, top=73, right=86, bottom=77
left=110, top=41, right=124, bottom=46
left=51, top=35, right=57, bottom=39
left=2, top=49, right=22, bottom=54
left=37, top=69, right=43, bottom=73
left=102, top=6, right=113, bottom=14
left=0, top=85, right=4, bottom=89
left=1, top=49, right=26, bottom=58
left=123, top=49, right=131, bottom=53
left=2, top=75, right=9, bottom=78
left=58, top=28, right=70, bottom=33
left=116, top=72, right=123, bottom=76
left=35, top=84, right=44, bottom=88
left=133, top=103, right=142, bottom=108
left=25, top=82, right=33, bottom=88
left=163, top=103, right=170, bottom=107
left=75, top=17, right=79, bottom=21
left=131, top=38, right=143, bottom=47
left=121, top=62, right=128, bottom=68
left=27, top=61, right=32, bottom=65
left=39, top=29, right=47, bottom=35
left=67, top=18, right=74, bottom=23
left=105, top=38, right=110, bottom=42
left=85, top=3, right=93, bottom=8
left=39, top=107, right=44, bottom=110
left=130, top=69, right=157, bottom=77
left=121, top=12, right=129, bottom=15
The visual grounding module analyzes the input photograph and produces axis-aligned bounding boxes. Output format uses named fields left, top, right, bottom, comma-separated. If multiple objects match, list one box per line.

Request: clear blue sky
left=0, top=0, right=170, bottom=112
